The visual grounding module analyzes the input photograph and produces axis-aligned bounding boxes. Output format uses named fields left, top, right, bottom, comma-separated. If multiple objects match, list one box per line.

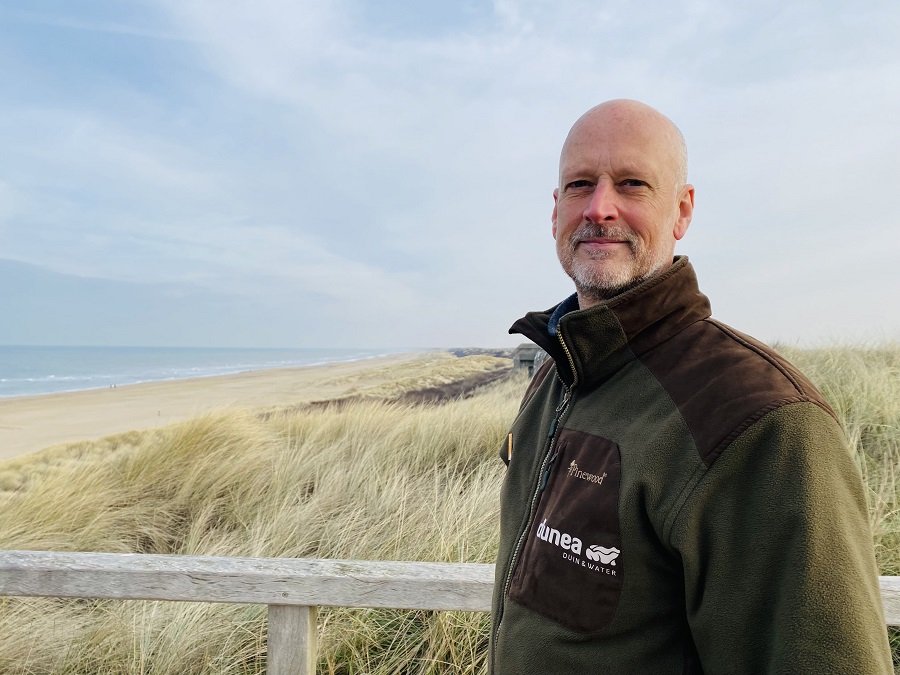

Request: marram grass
left=0, top=347, right=899, bottom=673
left=0, top=355, right=517, bottom=674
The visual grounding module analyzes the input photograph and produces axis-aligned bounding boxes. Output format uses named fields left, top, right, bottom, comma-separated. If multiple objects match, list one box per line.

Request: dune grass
left=0, top=346, right=898, bottom=673
left=0, top=355, right=518, bottom=674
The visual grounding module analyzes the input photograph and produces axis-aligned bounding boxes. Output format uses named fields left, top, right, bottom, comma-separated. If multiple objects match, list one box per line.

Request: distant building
left=513, top=344, right=545, bottom=377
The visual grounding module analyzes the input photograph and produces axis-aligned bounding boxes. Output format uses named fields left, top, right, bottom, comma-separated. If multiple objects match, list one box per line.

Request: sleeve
left=671, top=401, right=893, bottom=674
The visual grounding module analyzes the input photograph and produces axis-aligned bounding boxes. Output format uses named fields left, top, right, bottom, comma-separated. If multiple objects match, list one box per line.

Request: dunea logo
left=536, top=518, right=582, bottom=554
left=585, top=544, right=620, bottom=565
left=536, top=519, right=620, bottom=567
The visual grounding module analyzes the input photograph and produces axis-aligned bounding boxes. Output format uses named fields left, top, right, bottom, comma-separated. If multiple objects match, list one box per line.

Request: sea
left=0, top=346, right=398, bottom=399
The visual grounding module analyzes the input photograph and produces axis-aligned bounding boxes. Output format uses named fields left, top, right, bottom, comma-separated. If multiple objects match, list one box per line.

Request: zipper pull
left=555, top=386, right=572, bottom=414
left=539, top=450, right=559, bottom=493
left=548, top=387, right=572, bottom=439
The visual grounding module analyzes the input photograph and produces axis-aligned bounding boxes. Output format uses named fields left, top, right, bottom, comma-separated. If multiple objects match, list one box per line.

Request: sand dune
left=0, top=352, right=426, bottom=461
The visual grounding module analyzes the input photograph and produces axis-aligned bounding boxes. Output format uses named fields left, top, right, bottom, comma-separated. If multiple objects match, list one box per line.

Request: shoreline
left=0, top=345, right=404, bottom=401
left=0, top=350, right=407, bottom=402
left=0, top=351, right=428, bottom=462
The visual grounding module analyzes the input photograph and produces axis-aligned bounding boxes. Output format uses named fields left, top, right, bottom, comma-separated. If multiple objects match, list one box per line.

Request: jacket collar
left=509, top=256, right=712, bottom=390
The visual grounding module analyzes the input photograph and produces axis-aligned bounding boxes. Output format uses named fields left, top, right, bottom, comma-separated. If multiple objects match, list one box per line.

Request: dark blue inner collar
left=547, top=293, right=579, bottom=337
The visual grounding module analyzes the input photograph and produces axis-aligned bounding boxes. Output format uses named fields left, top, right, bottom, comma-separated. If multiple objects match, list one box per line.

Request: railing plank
left=0, top=551, right=494, bottom=611
left=268, top=605, right=316, bottom=675
left=2, top=552, right=899, bottom=627
left=879, top=576, right=900, bottom=626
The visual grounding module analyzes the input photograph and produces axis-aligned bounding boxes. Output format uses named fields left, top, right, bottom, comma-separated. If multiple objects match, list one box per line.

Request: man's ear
left=674, top=184, right=694, bottom=240
left=552, top=187, right=559, bottom=239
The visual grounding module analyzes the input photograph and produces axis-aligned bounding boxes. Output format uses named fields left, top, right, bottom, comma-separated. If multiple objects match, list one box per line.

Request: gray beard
left=558, top=224, right=665, bottom=304
left=573, top=266, right=659, bottom=305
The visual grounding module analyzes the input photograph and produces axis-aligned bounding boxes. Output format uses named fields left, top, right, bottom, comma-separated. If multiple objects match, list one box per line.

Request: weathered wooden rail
left=0, top=550, right=494, bottom=675
left=1, top=550, right=899, bottom=674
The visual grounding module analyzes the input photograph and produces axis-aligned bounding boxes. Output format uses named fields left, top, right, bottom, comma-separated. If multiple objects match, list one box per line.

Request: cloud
left=7, top=9, right=191, bottom=43
left=0, top=0, right=897, bottom=346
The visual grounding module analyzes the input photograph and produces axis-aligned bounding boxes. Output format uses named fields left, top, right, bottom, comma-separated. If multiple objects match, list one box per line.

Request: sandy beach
left=0, top=352, right=426, bottom=462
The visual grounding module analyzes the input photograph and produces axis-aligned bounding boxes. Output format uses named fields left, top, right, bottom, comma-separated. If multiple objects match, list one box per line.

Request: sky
left=0, top=0, right=898, bottom=349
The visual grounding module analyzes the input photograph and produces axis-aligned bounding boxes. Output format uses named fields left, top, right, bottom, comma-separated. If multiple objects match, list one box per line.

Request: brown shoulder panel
left=637, top=318, right=839, bottom=466
left=518, top=358, right=555, bottom=412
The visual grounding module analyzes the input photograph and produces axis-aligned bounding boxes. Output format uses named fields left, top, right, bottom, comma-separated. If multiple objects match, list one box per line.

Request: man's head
left=552, top=99, right=694, bottom=308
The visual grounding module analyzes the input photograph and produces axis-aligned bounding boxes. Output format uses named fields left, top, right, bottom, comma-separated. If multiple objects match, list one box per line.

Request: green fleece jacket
left=490, top=257, right=891, bottom=674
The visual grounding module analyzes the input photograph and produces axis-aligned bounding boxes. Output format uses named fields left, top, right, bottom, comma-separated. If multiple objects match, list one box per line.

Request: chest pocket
left=508, top=428, right=623, bottom=633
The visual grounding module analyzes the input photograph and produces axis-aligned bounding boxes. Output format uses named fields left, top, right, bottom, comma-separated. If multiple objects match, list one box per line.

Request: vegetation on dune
left=0, top=355, right=518, bottom=674
left=0, top=347, right=899, bottom=673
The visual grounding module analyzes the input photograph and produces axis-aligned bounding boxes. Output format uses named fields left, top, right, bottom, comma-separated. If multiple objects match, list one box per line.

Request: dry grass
left=317, top=352, right=510, bottom=400
left=0, top=355, right=519, bottom=674
left=0, top=346, right=898, bottom=673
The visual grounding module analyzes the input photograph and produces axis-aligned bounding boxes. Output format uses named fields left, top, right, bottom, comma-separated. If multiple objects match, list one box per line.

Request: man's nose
left=583, top=182, right=618, bottom=222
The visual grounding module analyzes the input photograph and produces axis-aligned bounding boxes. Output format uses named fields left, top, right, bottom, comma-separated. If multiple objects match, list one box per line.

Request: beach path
left=0, top=353, right=424, bottom=462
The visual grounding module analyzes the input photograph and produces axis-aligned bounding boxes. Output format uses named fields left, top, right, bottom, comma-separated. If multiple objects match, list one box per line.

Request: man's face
left=552, top=104, right=694, bottom=305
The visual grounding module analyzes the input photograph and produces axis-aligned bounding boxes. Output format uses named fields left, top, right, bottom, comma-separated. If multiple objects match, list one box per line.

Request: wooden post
left=267, top=604, right=317, bottom=675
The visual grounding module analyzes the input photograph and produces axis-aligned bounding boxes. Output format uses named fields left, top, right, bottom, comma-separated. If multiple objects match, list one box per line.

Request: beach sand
left=0, top=352, right=426, bottom=462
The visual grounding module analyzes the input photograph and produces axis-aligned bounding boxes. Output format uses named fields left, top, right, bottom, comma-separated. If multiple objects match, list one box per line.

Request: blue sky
left=1, top=0, right=898, bottom=348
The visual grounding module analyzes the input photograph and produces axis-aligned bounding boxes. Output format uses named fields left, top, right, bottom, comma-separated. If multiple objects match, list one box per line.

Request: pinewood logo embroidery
left=566, top=461, right=607, bottom=485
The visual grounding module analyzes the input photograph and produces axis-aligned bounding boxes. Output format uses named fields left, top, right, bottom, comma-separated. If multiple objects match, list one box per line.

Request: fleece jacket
left=490, top=256, right=892, bottom=674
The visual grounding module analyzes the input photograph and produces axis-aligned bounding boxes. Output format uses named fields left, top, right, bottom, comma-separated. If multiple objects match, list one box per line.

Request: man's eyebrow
left=559, top=164, right=601, bottom=182
left=561, top=164, right=656, bottom=184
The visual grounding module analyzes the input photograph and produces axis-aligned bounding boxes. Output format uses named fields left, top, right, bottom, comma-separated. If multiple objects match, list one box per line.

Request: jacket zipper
left=492, top=330, right=578, bottom=667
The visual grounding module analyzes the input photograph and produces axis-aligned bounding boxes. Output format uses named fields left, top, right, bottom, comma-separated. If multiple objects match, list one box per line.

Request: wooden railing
left=0, top=551, right=493, bottom=675
left=2, top=550, right=899, bottom=673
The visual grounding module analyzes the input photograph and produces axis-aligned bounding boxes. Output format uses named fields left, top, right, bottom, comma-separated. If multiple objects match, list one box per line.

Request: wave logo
left=585, top=545, right=620, bottom=565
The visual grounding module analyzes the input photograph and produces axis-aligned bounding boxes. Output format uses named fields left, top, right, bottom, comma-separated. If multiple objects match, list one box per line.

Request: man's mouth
left=575, top=237, right=629, bottom=250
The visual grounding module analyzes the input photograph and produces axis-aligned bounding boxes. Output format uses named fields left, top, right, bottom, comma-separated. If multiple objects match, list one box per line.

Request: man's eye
left=621, top=179, right=646, bottom=188
left=566, top=180, right=593, bottom=190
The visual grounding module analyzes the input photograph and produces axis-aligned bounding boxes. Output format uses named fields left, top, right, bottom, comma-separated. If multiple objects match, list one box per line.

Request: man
left=490, top=100, right=892, bottom=674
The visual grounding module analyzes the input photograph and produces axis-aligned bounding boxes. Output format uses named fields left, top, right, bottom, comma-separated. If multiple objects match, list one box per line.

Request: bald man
left=490, top=100, right=891, bottom=674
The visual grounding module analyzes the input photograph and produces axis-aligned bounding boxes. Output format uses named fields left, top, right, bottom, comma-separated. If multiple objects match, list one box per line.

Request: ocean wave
left=0, top=347, right=400, bottom=399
